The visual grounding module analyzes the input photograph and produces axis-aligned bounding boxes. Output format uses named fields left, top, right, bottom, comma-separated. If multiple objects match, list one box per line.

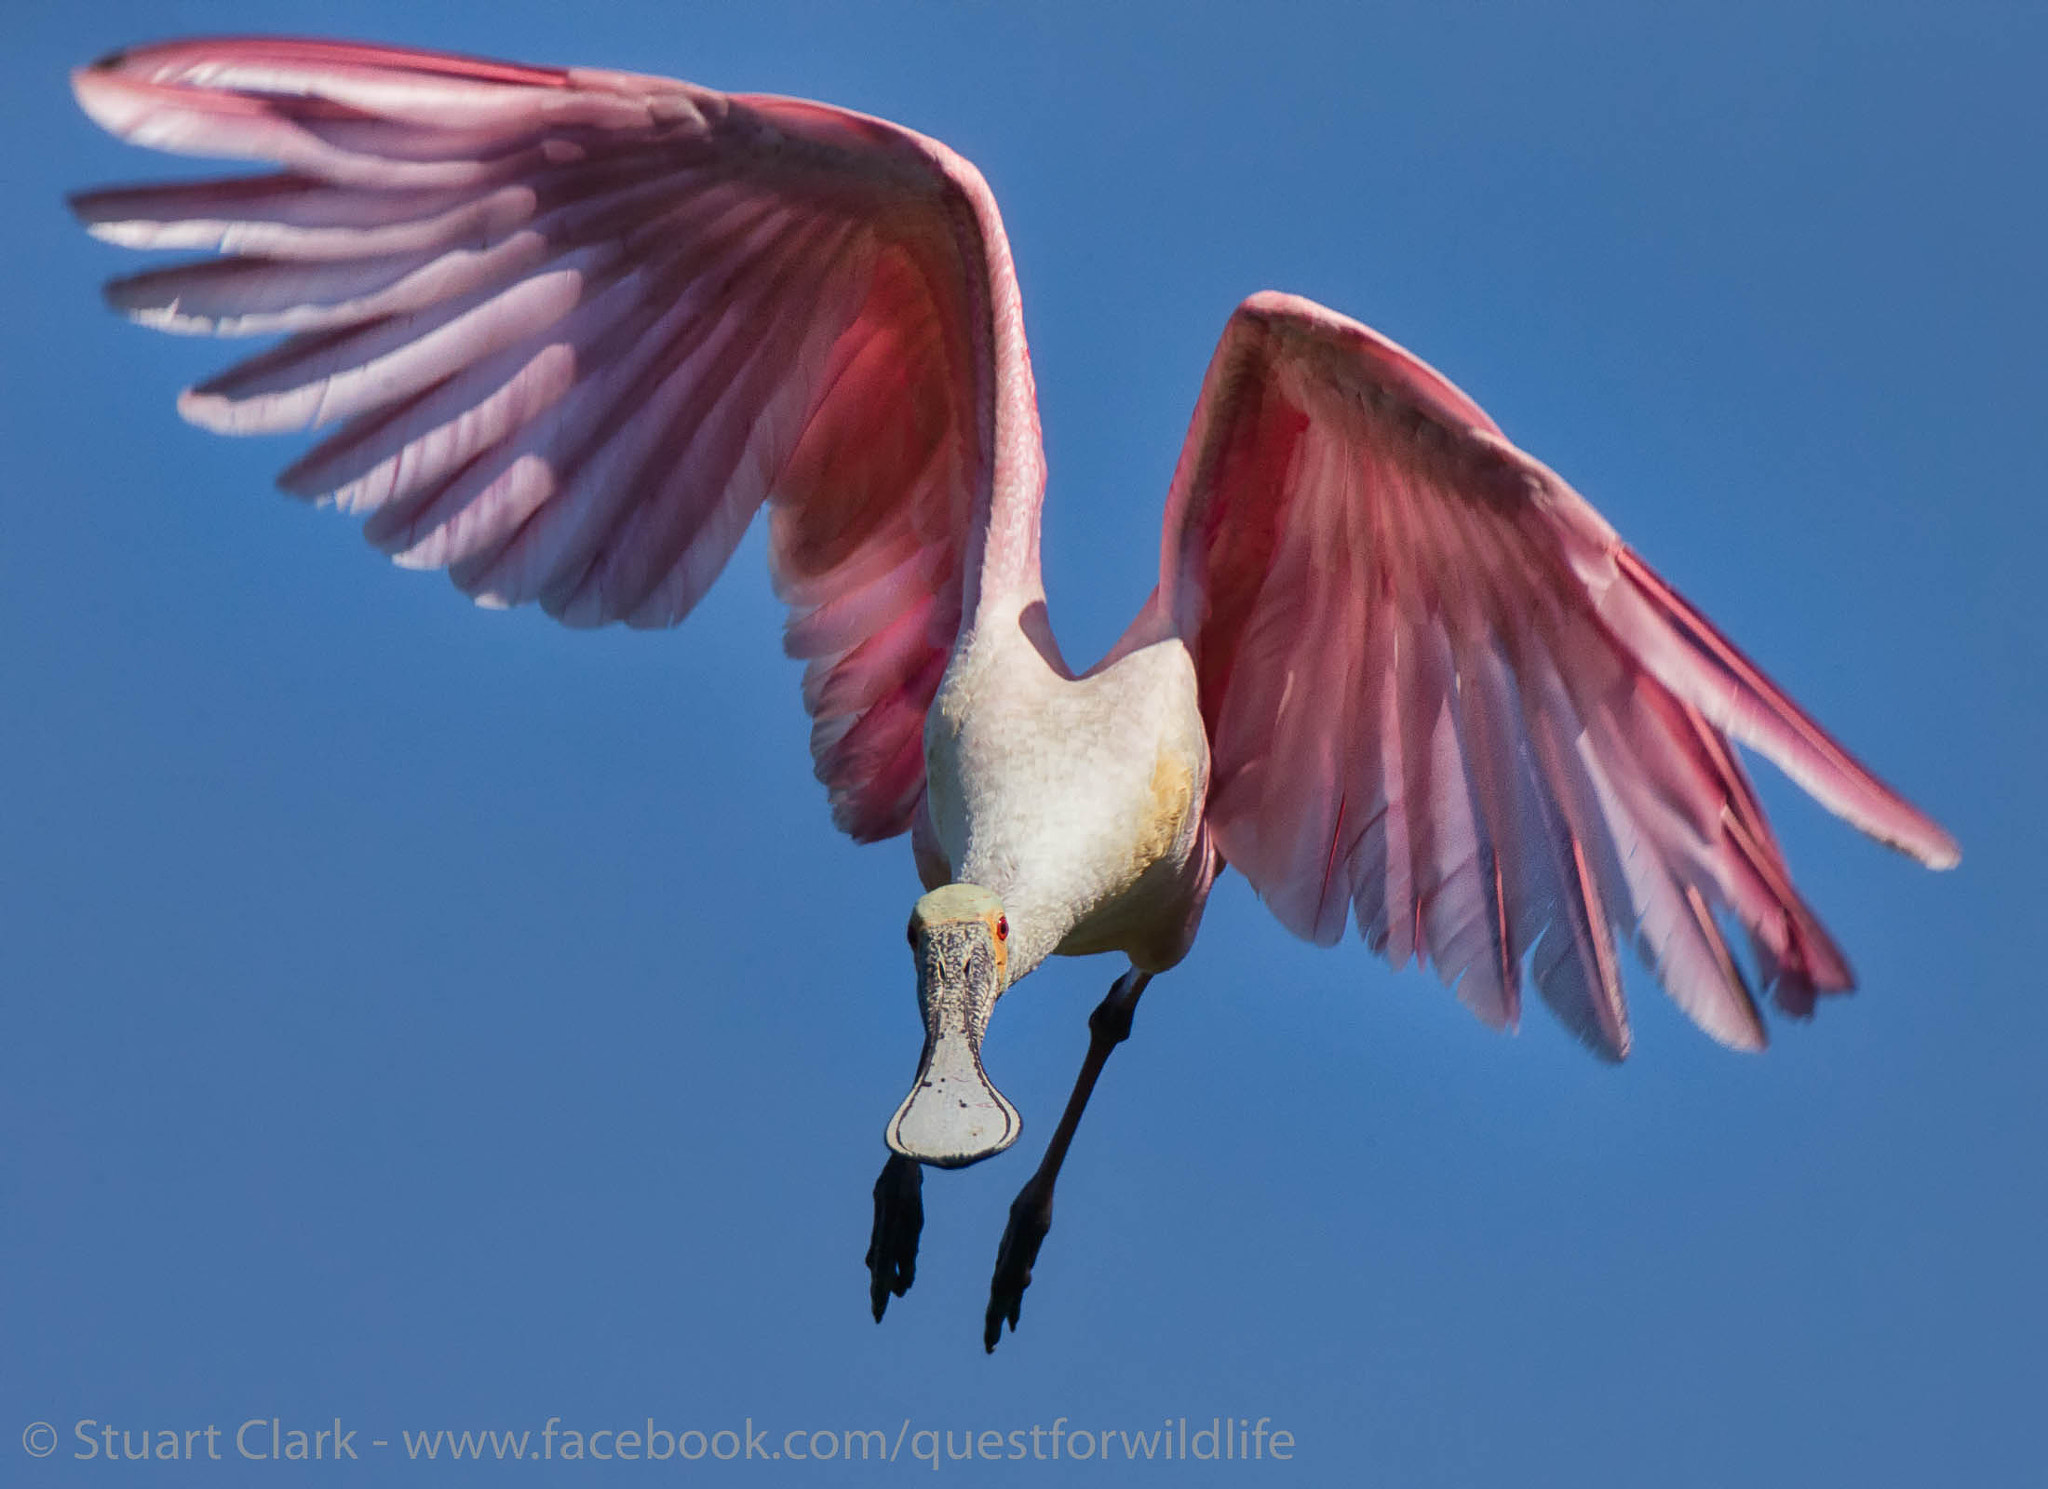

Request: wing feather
left=72, top=36, right=1044, bottom=842
left=1163, top=291, right=1955, bottom=1053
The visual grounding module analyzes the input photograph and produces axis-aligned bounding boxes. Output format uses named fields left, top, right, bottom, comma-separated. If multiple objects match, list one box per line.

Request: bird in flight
left=69, top=36, right=1957, bottom=1351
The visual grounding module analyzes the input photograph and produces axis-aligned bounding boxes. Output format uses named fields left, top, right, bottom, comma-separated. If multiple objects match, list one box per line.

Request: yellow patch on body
left=1130, top=745, right=1198, bottom=877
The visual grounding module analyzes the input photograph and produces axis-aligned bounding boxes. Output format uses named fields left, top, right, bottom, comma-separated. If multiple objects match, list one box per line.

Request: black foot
left=866, top=1153, right=923, bottom=1322
left=984, top=1177, right=1052, bottom=1351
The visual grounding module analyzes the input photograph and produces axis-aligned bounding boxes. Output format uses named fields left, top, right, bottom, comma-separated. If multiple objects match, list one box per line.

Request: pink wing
left=1164, top=292, right=1957, bottom=1057
left=71, top=37, right=1046, bottom=842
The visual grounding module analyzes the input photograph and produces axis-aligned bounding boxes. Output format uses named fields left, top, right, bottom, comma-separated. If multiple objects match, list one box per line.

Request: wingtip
left=1591, top=1036, right=1629, bottom=1065
left=175, top=387, right=242, bottom=434
left=1915, top=834, right=1962, bottom=872
left=72, top=51, right=132, bottom=103
left=71, top=63, right=119, bottom=125
left=1879, top=816, right=1961, bottom=872
left=70, top=54, right=163, bottom=143
left=64, top=187, right=110, bottom=227
left=1710, top=1014, right=1770, bottom=1055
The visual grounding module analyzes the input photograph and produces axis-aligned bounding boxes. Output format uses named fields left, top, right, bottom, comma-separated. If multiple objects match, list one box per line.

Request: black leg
left=984, top=966, right=1151, bottom=1351
left=866, top=1151, right=924, bottom=1322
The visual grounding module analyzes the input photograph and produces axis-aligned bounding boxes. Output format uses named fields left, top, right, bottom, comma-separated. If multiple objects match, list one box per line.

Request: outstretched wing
left=71, top=37, right=1046, bottom=842
left=1163, top=292, right=1956, bottom=1057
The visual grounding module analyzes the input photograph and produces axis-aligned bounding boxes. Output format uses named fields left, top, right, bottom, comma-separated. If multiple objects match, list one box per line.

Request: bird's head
left=885, top=883, right=1020, bottom=1168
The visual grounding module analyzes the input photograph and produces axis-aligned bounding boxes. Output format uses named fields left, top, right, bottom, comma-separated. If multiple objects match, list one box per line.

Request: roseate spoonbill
left=69, top=37, right=1958, bottom=1351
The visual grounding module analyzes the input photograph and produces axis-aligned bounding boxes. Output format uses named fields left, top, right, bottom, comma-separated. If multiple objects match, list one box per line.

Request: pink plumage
left=71, top=38, right=1955, bottom=1067
left=71, top=36, right=1044, bottom=843
left=1161, top=293, right=1956, bottom=1054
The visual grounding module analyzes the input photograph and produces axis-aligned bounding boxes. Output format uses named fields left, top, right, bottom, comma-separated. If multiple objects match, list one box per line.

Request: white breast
left=923, top=615, right=1212, bottom=981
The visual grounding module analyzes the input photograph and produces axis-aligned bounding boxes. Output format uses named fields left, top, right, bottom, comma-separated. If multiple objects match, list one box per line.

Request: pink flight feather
left=70, top=36, right=1047, bottom=843
left=73, top=41, right=1954, bottom=1058
left=1162, top=292, right=1956, bottom=1054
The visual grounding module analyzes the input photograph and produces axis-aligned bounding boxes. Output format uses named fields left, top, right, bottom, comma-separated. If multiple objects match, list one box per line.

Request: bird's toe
left=983, top=1180, right=1053, bottom=1351
left=866, top=1152, right=924, bottom=1322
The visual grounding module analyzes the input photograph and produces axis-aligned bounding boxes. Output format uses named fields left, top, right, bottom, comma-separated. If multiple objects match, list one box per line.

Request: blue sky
left=4, top=2, right=2040, bottom=1484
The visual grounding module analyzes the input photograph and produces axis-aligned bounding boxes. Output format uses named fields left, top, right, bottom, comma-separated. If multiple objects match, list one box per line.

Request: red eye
left=996, top=916, right=1008, bottom=941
